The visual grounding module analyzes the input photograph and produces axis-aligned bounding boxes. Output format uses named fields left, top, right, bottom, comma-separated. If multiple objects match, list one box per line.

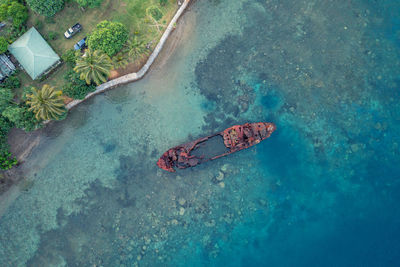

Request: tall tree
left=26, top=85, right=66, bottom=121
left=87, top=20, right=128, bottom=56
left=74, top=49, right=113, bottom=85
left=8, top=1, right=28, bottom=27
left=0, top=1, right=28, bottom=27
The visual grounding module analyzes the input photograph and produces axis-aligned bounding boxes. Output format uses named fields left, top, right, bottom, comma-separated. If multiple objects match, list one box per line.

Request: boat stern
left=157, top=153, right=176, bottom=172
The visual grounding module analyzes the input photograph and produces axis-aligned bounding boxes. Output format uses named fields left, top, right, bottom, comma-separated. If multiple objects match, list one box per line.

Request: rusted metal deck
left=157, top=122, right=276, bottom=172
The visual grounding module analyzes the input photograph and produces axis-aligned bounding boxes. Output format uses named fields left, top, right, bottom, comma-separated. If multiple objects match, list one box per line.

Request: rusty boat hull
left=157, top=122, right=276, bottom=172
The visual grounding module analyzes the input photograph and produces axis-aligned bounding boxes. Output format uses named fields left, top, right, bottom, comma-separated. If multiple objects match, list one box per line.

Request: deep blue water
left=0, top=0, right=400, bottom=266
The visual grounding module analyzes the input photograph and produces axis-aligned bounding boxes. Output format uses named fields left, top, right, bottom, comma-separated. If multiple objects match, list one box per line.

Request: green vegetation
left=0, top=151, right=17, bottom=169
left=87, top=20, right=128, bottom=57
left=74, top=0, right=104, bottom=8
left=147, top=5, right=163, bottom=21
left=0, top=87, right=13, bottom=112
left=26, top=84, right=66, bottom=121
left=2, top=104, right=39, bottom=131
left=47, top=31, right=58, bottom=40
left=74, top=48, right=113, bottom=85
left=26, top=0, right=64, bottom=17
left=112, top=53, right=129, bottom=69
left=0, top=0, right=28, bottom=28
left=7, top=1, right=28, bottom=27
left=62, top=70, right=96, bottom=99
left=0, top=0, right=29, bottom=45
left=2, top=75, right=20, bottom=89
left=0, top=0, right=178, bottom=170
left=124, top=37, right=149, bottom=61
left=61, top=49, right=79, bottom=67
left=0, top=37, right=8, bottom=54
left=0, top=74, right=41, bottom=169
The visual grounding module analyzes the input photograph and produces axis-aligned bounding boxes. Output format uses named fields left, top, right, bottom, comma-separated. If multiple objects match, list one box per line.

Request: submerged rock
left=216, top=172, right=224, bottom=181
left=204, top=219, right=216, bottom=227
left=178, top=198, right=186, bottom=206
left=179, top=207, right=185, bottom=216
left=351, top=143, right=360, bottom=152
left=258, top=199, right=267, bottom=207
left=220, top=164, right=230, bottom=173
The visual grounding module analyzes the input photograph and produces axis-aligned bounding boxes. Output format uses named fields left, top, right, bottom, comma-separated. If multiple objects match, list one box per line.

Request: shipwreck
left=157, top=122, right=276, bottom=172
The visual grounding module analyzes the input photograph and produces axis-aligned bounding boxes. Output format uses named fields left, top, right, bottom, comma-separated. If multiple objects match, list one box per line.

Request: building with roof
left=0, top=54, right=15, bottom=81
left=8, top=27, right=60, bottom=80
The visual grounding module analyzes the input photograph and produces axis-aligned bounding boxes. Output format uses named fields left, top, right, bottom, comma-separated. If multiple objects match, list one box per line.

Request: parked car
left=74, top=37, right=87, bottom=50
left=64, top=23, right=82, bottom=39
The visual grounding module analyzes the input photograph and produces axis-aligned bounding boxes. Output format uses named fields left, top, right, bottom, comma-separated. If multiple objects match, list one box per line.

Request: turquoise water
left=1, top=0, right=400, bottom=266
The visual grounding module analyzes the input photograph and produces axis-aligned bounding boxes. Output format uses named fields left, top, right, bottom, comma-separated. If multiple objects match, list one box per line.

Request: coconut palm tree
left=74, top=49, right=113, bottom=85
left=124, top=37, right=149, bottom=61
left=112, top=53, right=129, bottom=69
left=26, top=85, right=66, bottom=121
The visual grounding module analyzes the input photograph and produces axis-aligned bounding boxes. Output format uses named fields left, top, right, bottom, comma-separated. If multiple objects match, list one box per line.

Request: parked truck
left=64, top=23, right=82, bottom=39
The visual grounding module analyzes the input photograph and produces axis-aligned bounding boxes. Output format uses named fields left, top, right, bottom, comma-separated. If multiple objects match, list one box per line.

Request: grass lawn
left=17, top=0, right=178, bottom=94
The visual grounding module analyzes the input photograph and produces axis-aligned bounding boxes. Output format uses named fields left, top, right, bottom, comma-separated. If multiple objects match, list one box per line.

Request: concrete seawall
left=66, top=0, right=190, bottom=110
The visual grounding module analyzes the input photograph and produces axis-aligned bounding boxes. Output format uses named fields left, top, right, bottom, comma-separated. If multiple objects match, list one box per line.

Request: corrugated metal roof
left=0, top=54, right=15, bottom=80
left=8, top=27, right=60, bottom=80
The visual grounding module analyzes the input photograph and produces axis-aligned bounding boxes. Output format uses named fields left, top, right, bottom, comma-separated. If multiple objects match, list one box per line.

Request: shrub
left=61, top=49, right=78, bottom=67
left=147, top=6, right=163, bottom=21
left=0, top=117, right=16, bottom=170
left=2, top=104, right=40, bottom=131
left=26, top=0, right=64, bottom=17
left=19, top=104, right=41, bottom=131
left=6, top=25, right=26, bottom=43
left=159, top=0, right=168, bottom=6
left=0, top=3, right=8, bottom=21
left=0, top=151, right=17, bottom=170
left=0, top=87, right=13, bottom=112
left=47, top=31, right=57, bottom=40
left=63, top=70, right=96, bottom=99
left=0, top=36, right=8, bottom=54
left=1, top=74, right=20, bottom=89
left=21, top=86, right=33, bottom=102
left=2, top=105, right=23, bottom=128
left=34, top=18, right=43, bottom=30
left=88, top=20, right=128, bottom=56
left=74, top=0, right=104, bottom=8
left=0, top=116, right=11, bottom=139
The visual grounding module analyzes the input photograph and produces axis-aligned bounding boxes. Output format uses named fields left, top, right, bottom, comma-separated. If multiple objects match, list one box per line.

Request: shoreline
left=2, top=0, right=191, bottom=194
left=66, top=0, right=191, bottom=110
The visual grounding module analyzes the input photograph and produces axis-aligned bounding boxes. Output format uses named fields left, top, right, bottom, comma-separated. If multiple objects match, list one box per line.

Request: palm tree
left=112, top=53, right=129, bottom=69
left=124, top=37, right=149, bottom=61
left=26, top=85, right=66, bottom=121
left=74, top=49, right=113, bottom=85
